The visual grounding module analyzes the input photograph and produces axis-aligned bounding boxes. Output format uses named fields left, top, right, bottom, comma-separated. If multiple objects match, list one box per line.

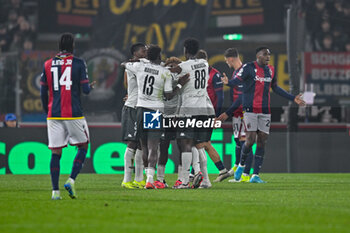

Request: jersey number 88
left=194, top=69, right=206, bottom=89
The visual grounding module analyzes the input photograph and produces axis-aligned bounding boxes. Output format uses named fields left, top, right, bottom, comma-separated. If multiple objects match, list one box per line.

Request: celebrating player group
left=40, top=33, right=305, bottom=199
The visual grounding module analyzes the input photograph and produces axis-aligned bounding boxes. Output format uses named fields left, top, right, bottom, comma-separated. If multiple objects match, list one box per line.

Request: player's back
left=41, top=53, right=89, bottom=118
left=126, top=61, right=172, bottom=112
left=178, top=58, right=214, bottom=116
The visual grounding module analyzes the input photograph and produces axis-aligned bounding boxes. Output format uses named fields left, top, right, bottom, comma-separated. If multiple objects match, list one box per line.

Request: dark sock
left=50, top=153, right=61, bottom=190
left=234, top=138, right=241, bottom=166
left=191, top=168, right=194, bottom=175
left=214, top=161, right=225, bottom=171
left=244, top=150, right=253, bottom=174
left=70, top=148, right=87, bottom=180
left=253, top=147, right=265, bottom=175
left=240, top=143, right=252, bottom=166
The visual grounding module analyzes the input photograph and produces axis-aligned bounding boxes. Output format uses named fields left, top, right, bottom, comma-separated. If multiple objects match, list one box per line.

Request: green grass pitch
left=1, top=173, right=350, bottom=233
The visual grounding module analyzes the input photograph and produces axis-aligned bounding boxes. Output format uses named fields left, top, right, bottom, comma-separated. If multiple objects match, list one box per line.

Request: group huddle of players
left=120, top=38, right=305, bottom=190
left=41, top=33, right=305, bottom=199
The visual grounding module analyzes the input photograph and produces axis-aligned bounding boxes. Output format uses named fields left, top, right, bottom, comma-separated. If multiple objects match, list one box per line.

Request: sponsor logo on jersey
left=254, top=76, right=272, bottom=83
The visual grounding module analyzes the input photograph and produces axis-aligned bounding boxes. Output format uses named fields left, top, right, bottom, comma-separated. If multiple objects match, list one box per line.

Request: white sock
left=239, top=163, right=246, bottom=168
left=181, top=152, right=192, bottom=184
left=145, top=167, right=155, bottom=183
left=191, top=147, right=201, bottom=174
left=134, top=149, right=143, bottom=182
left=157, top=164, right=165, bottom=182
left=198, top=148, right=210, bottom=183
left=52, top=190, right=60, bottom=195
left=123, top=147, right=135, bottom=183
left=178, top=165, right=183, bottom=181
left=68, top=177, right=75, bottom=184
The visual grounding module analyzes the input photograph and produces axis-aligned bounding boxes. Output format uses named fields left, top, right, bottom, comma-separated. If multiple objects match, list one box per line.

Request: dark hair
left=147, top=44, right=161, bottom=61
left=256, top=46, right=269, bottom=54
left=224, top=48, right=239, bottom=58
left=59, top=33, right=74, bottom=53
left=184, top=38, right=199, bottom=56
left=196, top=49, right=208, bottom=60
left=130, top=43, right=145, bottom=56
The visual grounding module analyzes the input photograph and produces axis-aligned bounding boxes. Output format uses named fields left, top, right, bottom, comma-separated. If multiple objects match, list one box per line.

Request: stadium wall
left=1, top=124, right=349, bottom=174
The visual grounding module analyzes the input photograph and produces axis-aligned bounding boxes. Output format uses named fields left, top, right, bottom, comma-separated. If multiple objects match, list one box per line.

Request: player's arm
left=213, top=72, right=224, bottom=117
left=217, top=95, right=242, bottom=122
left=164, top=73, right=189, bottom=100
left=123, top=61, right=141, bottom=75
left=124, top=71, right=128, bottom=88
left=224, top=64, right=250, bottom=86
left=40, top=65, right=48, bottom=114
left=271, top=73, right=305, bottom=105
left=80, top=60, right=95, bottom=94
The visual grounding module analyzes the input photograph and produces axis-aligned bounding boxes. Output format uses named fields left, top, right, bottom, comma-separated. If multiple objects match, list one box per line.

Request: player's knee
left=256, top=134, right=268, bottom=147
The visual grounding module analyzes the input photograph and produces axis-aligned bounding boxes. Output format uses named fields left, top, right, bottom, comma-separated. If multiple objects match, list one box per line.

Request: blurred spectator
left=313, top=20, right=331, bottom=50
left=23, top=37, right=33, bottom=51
left=2, top=113, right=18, bottom=128
left=0, top=24, right=11, bottom=52
left=345, top=41, right=350, bottom=52
left=305, top=0, right=350, bottom=52
left=332, top=26, right=348, bottom=51
left=320, top=34, right=334, bottom=51
left=18, top=18, right=35, bottom=39
left=0, top=0, right=36, bottom=53
left=7, top=9, right=19, bottom=38
left=306, top=0, right=329, bottom=35
left=9, top=31, right=21, bottom=52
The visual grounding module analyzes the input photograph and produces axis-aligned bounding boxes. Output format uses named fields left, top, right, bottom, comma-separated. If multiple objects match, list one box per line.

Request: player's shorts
left=161, top=128, right=177, bottom=141
left=121, top=105, right=138, bottom=141
left=136, top=107, right=163, bottom=140
left=47, top=118, right=89, bottom=149
left=176, top=115, right=214, bottom=143
left=232, top=116, right=246, bottom=139
left=243, top=112, right=271, bottom=134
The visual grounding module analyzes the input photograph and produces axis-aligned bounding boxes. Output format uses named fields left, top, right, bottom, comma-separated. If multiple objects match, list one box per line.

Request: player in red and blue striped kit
left=217, top=48, right=253, bottom=182
left=226, top=47, right=305, bottom=183
left=40, top=33, right=95, bottom=200
left=207, top=66, right=224, bottom=117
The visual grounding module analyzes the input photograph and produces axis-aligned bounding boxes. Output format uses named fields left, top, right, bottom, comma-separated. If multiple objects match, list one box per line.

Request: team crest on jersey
left=269, top=68, right=273, bottom=77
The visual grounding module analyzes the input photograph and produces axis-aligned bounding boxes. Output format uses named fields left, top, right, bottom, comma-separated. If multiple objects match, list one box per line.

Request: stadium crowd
left=304, top=0, right=350, bottom=52
left=0, top=0, right=37, bottom=53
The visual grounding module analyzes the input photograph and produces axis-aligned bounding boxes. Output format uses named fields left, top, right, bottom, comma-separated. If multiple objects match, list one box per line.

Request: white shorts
left=47, top=118, right=90, bottom=149
left=243, top=112, right=271, bottom=134
left=232, top=117, right=246, bottom=139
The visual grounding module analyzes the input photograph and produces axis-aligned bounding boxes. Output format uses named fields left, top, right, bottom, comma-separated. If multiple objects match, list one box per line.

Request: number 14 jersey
left=125, top=61, right=172, bottom=112
left=40, top=53, right=89, bottom=119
